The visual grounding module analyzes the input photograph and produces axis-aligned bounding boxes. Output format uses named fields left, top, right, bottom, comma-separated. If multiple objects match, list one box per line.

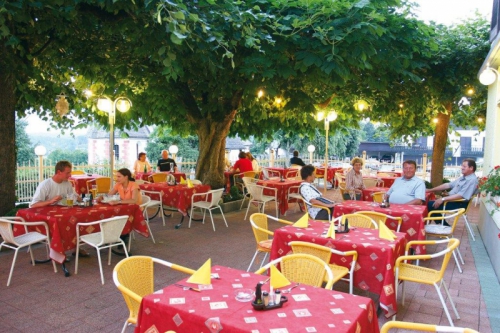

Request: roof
left=226, top=137, right=252, bottom=150
left=87, top=126, right=152, bottom=139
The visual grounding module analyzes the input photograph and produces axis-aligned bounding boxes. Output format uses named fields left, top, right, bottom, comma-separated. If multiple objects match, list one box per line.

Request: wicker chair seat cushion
left=425, top=224, right=452, bottom=235
left=325, top=264, right=349, bottom=283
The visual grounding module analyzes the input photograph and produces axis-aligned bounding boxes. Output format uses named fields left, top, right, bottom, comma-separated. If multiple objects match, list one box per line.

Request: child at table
left=98, top=168, right=142, bottom=206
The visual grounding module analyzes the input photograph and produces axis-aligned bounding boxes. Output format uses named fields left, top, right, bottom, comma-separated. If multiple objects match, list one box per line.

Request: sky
left=23, top=0, right=493, bottom=134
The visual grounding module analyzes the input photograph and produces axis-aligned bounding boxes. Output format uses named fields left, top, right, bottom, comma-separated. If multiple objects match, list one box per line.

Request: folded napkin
left=379, top=221, right=397, bottom=241
left=187, top=179, right=194, bottom=188
left=270, top=264, right=291, bottom=289
left=186, top=258, right=212, bottom=285
left=292, top=213, right=309, bottom=228
left=180, top=177, right=187, bottom=184
left=325, top=222, right=335, bottom=239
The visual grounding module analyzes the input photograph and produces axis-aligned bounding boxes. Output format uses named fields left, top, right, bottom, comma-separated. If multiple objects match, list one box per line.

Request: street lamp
left=315, top=110, right=337, bottom=193
left=307, top=145, right=315, bottom=164
left=169, top=145, right=179, bottom=159
left=96, top=96, right=132, bottom=182
left=34, top=145, right=47, bottom=183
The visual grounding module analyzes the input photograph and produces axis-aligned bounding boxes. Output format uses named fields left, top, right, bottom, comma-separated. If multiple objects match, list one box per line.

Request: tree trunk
left=430, top=103, right=452, bottom=187
left=0, top=68, right=17, bottom=215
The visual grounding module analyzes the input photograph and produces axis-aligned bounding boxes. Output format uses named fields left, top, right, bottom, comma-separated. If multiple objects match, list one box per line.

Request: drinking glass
left=169, top=163, right=174, bottom=172
left=66, top=194, right=74, bottom=207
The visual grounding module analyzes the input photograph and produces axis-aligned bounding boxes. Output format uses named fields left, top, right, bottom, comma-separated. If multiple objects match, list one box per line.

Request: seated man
left=290, top=150, right=306, bottom=167
left=426, top=158, right=478, bottom=225
left=385, top=160, right=426, bottom=205
left=299, top=165, right=337, bottom=220
left=30, top=160, right=79, bottom=208
left=157, top=150, right=178, bottom=172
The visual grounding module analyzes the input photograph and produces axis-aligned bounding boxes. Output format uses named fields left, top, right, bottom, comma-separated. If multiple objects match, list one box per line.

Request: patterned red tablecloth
left=139, top=183, right=211, bottom=216
left=257, top=179, right=303, bottom=215
left=334, top=200, right=428, bottom=254
left=363, top=175, right=398, bottom=188
left=315, top=167, right=343, bottom=186
left=362, top=187, right=436, bottom=203
left=270, top=221, right=406, bottom=318
left=135, top=171, right=187, bottom=183
left=69, top=174, right=102, bottom=194
left=16, top=204, right=148, bottom=264
left=135, top=265, right=380, bottom=333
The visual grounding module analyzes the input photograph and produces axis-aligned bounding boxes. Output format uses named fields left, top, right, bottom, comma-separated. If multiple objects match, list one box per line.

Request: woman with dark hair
left=98, top=168, right=142, bottom=206
left=133, top=152, right=152, bottom=174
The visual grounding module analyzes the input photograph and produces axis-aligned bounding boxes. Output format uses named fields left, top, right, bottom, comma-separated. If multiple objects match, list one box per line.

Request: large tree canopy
left=1, top=0, right=445, bottom=214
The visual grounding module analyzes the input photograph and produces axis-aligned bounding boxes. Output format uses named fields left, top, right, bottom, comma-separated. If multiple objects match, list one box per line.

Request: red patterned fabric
left=315, top=167, right=343, bottom=186
left=16, top=204, right=148, bottom=264
left=135, top=265, right=380, bottom=333
left=257, top=179, right=303, bottom=215
left=69, top=174, right=102, bottom=194
left=362, top=187, right=435, bottom=203
left=135, top=171, right=187, bottom=182
left=139, top=183, right=211, bottom=216
left=334, top=200, right=428, bottom=254
left=270, top=221, right=406, bottom=318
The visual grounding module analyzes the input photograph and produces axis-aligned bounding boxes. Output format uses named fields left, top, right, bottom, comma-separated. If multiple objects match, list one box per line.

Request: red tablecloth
left=135, top=171, right=187, bottom=183
left=69, top=174, right=102, bottom=194
left=270, top=221, right=406, bottom=318
left=257, top=179, right=303, bottom=215
left=139, top=183, right=211, bottom=216
left=334, top=200, right=428, bottom=254
left=16, top=204, right=148, bottom=264
left=316, top=167, right=343, bottom=186
left=135, top=265, right=379, bottom=333
left=363, top=176, right=397, bottom=188
left=362, top=187, right=436, bottom=204
left=378, top=171, right=402, bottom=177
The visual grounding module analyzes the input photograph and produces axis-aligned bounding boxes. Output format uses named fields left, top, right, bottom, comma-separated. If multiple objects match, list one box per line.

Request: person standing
left=385, top=160, right=426, bottom=205
left=30, top=160, right=79, bottom=208
left=157, top=150, right=178, bottom=172
left=133, top=152, right=152, bottom=174
left=344, top=157, right=365, bottom=200
left=290, top=150, right=306, bottom=167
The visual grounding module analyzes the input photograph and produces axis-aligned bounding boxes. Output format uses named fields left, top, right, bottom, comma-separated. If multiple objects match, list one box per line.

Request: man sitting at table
left=426, top=158, right=478, bottom=225
left=385, top=160, right=426, bottom=205
left=229, top=151, right=253, bottom=187
left=157, top=150, right=178, bottom=172
left=299, top=165, right=337, bottom=220
left=290, top=150, right=306, bottom=167
left=30, top=160, right=79, bottom=208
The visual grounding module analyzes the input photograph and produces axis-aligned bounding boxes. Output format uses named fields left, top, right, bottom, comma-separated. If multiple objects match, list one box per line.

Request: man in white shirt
left=385, top=160, right=426, bottom=205
left=30, top=160, right=77, bottom=208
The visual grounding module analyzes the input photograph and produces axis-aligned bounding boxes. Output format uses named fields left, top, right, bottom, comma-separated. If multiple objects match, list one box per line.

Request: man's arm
left=30, top=196, right=62, bottom=208
left=426, top=183, right=452, bottom=193
left=405, top=198, right=424, bottom=205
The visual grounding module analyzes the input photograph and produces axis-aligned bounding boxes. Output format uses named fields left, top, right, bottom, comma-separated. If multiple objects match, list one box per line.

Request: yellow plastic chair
left=113, top=256, right=195, bottom=333
left=247, top=213, right=293, bottom=271
left=381, top=320, right=478, bottom=333
left=289, top=241, right=357, bottom=294
left=424, top=208, right=466, bottom=273
left=372, top=191, right=385, bottom=203
left=301, top=198, right=331, bottom=223
left=443, top=198, right=476, bottom=241
left=86, top=177, right=111, bottom=196
left=356, top=211, right=402, bottom=231
left=395, top=238, right=461, bottom=326
left=338, top=213, right=378, bottom=229
left=148, top=173, right=167, bottom=183
left=255, top=253, right=334, bottom=289
left=71, top=170, right=85, bottom=175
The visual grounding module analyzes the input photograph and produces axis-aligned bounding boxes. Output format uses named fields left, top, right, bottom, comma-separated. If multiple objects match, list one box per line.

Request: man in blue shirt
left=385, top=160, right=426, bottom=205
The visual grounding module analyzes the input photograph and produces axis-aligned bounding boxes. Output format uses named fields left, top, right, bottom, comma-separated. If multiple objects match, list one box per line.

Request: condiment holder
left=251, top=296, right=288, bottom=310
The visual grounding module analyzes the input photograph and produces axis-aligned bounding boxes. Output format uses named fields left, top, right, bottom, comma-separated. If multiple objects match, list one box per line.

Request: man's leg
left=315, top=209, right=331, bottom=221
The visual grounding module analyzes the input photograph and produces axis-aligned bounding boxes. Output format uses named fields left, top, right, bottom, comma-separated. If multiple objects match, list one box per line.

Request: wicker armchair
left=381, top=320, right=478, bottom=333
left=337, top=213, right=377, bottom=229
left=356, top=211, right=402, bottom=231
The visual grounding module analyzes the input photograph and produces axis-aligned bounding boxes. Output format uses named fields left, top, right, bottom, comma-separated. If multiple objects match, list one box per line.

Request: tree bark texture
left=430, top=103, right=451, bottom=187
left=0, top=67, right=17, bottom=215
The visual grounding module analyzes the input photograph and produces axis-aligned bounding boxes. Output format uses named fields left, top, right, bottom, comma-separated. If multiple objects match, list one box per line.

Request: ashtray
left=379, top=203, right=390, bottom=208
left=234, top=288, right=254, bottom=302
left=252, top=296, right=288, bottom=310
left=337, top=228, right=350, bottom=234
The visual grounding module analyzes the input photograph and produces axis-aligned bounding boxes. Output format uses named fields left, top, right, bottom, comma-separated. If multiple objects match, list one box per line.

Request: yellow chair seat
left=327, top=264, right=349, bottom=284
left=257, top=239, right=273, bottom=251
left=399, top=263, right=441, bottom=285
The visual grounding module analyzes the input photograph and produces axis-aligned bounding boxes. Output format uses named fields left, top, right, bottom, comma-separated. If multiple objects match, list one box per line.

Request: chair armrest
left=116, top=284, right=143, bottom=304
left=191, top=191, right=209, bottom=204
left=259, top=185, right=277, bottom=196
left=395, top=254, right=432, bottom=267
left=331, top=249, right=358, bottom=262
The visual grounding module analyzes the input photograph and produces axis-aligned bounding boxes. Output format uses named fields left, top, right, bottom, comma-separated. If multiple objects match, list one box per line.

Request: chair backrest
left=289, top=241, right=332, bottom=263
left=71, top=170, right=85, bottom=175
left=99, top=216, right=129, bottom=245
left=355, top=211, right=403, bottom=231
left=338, top=182, right=347, bottom=200
left=95, top=177, right=111, bottom=193
left=256, top=253, right=334, bottom=289
left=380, top=320, right=478, bottom=333
left=242, top=177, right=258, bottom=187
left=0, top=218, right=17, bottom=244
left=290, top=164, right=302, bottom=170
left=139, top=195, right=151, bottom=209
left=362, top=178, right=378, bottom=188
left=246, top=183, right=267, bottom=201
left=341, top=213, right=378, bottom=229
left=209, top=189, right=224, bottom=206
left=249, top=213, right=272, bottom=244
left=150, top=173, right=167, bottom=183
left=285, top=169, right=299, bottom=179
left=191, top=179, right=202, bottom=185
left=372, top=191, right=385, bottom=203
left=262, top=168, right=280, bottom=178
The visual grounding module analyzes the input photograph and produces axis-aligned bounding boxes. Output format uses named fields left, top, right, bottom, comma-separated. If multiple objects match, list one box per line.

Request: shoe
left=442, top=221, right=451, bottom=227
left=72, top=249, right=90, bottom=258
left=112, top=248, right=127, bottom=257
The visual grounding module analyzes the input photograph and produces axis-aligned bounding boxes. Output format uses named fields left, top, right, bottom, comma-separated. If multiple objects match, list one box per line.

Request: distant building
left=225, top=137, right=252, bottom=162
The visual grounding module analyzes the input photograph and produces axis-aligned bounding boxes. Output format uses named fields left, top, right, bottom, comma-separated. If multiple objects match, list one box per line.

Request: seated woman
left=343, top=157, right=365, bottom=200
left=98, top=168, right=142, bottom=206
left=133, top=152, right=152, bottom=174
left=299, top=165, right=337, bottom=220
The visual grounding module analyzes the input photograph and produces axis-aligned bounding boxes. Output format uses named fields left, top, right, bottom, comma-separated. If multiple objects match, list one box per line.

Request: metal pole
left=38, top=155, right=44, bottom=183
left=109, top=107, right=115, bottom=186
left=324, top=120, right=329, bottom=194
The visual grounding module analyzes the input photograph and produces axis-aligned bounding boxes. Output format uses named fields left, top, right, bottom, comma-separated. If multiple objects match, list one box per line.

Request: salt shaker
left=274, top=289, right=281, bottom=304
left=262, top=292, right=269, bottom=306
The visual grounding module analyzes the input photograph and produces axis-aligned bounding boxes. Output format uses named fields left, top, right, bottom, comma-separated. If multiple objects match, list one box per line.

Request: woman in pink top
left=99, top=168, right=142, bottom=206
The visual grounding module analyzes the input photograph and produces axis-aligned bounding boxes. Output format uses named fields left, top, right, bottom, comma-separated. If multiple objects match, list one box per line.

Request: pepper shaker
left=262, top=292, right=269, bottom=306
left=274, top=289, right=281, bottom=304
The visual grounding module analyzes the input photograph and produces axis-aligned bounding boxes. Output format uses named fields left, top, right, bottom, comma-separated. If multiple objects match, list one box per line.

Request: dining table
left=362, top=187, right=436, bottom=204
left=69, top=174, right=102, bottom=194
left=270, top=221, right=407, bottom=318
left=139, top=182, right=211, bottom=229
left=257, top=179, right=303, bottom=215
left=135, top=265, right=380, bottom=333
left=315, top=166, right=343, bottom=187
left=333, top=200, right=428, bottom=254
left=15, top=203, right=149, bottom=275
left=363, top=175, right=398, bottom=188
left=135, top=171, right=187, bottom=183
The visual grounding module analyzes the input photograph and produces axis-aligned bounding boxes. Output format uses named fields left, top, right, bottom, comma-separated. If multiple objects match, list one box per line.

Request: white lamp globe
left=307, top=145, right=316, bottom=153
left=479, top=68, right=497, bottom=86
left=34, top=145, right=47, bottom=156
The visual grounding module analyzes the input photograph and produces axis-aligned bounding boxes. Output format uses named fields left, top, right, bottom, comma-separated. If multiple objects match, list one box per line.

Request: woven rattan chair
left=372, top=191, right=385, bottom=203
left=244, top=183, right=278, bottom=220
left=0, top=217, right=57, bottom=286
left=255, top=253, right=334, bottom=289
left=338, top=181, right=347, bottom=201
left=113, top=256, right=195, bottom=333
left=289, top=241, right=357, bottom=294
left=424, top=208, right=466, bottom=273
left=443, top=198, right=476, bottom=241
left=148, top=173, right=167, bottom=183
left=381, top=320, right=478, bottom=333
left=247, top=213, right=293, bottom=271
left=188, top=188, right=227, bottom=231
left=300, top=198, right=331, bottom=223
left=337, top=213, right=378, bottom=229
left=75, top=215, right=129, bottom=284
left=362, top=177, right=379, bottom=188
left=86, top=177, right=111, bottom=196
left=71, top=170, right=85, bottom=175
left=356, top=211, right=402, bottom=231
left=395, top=238, right=461, bottom=326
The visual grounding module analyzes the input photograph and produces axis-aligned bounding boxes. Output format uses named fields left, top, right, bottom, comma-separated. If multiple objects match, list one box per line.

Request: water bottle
left=190, top=168, right=195, bottom=180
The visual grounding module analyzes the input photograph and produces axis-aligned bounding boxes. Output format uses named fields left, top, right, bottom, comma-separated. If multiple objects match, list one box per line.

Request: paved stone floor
left=0, top=188, right=498, bottom=332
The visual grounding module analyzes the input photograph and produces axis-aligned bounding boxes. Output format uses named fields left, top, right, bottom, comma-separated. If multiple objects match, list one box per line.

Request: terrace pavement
left=0, top=187, right=499, bottom=332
